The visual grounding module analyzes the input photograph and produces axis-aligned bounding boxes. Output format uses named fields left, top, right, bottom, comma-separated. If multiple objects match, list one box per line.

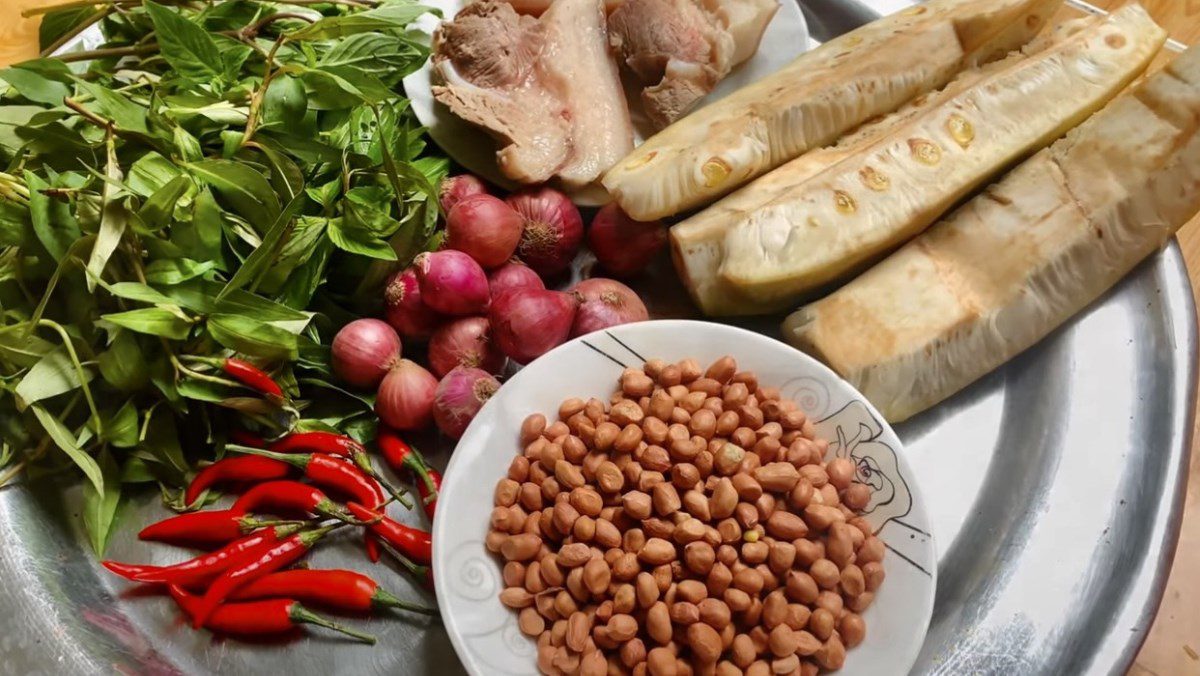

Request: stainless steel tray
left=1, top=1, right=1195, bottom=674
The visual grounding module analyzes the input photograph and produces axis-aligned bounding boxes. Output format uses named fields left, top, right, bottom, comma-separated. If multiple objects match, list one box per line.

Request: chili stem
left=291, top=605, right=376, bottom=644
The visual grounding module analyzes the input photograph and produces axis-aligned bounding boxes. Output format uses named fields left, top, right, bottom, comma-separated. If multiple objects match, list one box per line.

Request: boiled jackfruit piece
left=718, top=3, right=1165, bottom=309
left=785, top=38, right=1200, bottom=423
left=602, top=0, right=1064, bottom=220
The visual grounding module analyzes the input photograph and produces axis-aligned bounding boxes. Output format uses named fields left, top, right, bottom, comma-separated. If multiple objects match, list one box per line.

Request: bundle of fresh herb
left=0, top=0, right=447, bottom=554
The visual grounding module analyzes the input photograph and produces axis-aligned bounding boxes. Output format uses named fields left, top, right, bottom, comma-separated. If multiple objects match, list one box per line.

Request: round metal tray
left=0, top=2, right=1195, bottom=674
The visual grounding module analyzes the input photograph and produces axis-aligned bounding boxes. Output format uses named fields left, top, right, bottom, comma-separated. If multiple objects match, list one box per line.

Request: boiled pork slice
left=607, top=0, right=776, bottom=128
left=540, top=0, right=635, bottom=187
left=432, top=0, right=633, bottom=188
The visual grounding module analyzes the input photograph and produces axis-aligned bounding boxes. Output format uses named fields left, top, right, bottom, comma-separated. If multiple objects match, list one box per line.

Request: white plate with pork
left=403, top=0, right=808, bottom=204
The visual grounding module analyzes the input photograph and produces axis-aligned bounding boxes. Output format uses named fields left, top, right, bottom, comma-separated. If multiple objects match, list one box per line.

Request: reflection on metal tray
left=0, top=1, right=1194, bottom=674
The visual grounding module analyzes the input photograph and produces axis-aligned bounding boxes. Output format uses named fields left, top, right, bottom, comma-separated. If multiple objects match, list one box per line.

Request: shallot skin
left=331, top=319, right=403, bottom=389
left=507, top=188, right=584, bottom=278
left=440, top=174, right=489, bottom=214
left=428, top=316, right=506, bottom=377
left=490, top=288, right=579, bottom=364
left=587, top=203, right=667, bottom=277
left=376, top=359, right=439, bottom=431
left=433, top=366, right=500, bottom=439
left=488, top=261, right=545, bottom=301
left=384, top=268, right=441, bottom=340
left=570, top=278, right=649, bottom=337
left=446, top=194, right=524, bottom=268
left=414, top=250, right=490, bottom=316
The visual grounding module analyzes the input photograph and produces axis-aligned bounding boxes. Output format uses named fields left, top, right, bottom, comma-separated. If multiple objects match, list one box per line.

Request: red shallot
left=446, top=195, right=524, bottom=269
left=414, top=250, right=490, bottom=316
left=507, top=188, right=583, bottom=277
left=587, top=203, right=667, bottom=277
left=428, top=316, right=506, bottom=377
left=487, top=261, right=545, bottom=301
left=439, top=174, right=489, bottom=214
left=570, top=278, right=649, bottom=337
left=432, top=367, right=500, bottom=439
left=331, top=319, right=403, bottom=389
left=383, top=268, right=441, bottom=340
left=375, top=360, right=438, bottom=431
left=490, top=288, right=578, bottom=364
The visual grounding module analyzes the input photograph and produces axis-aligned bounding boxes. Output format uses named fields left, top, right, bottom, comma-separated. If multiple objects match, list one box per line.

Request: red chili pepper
left=376, top=538, right=435, bottom=591
left=345, top=502, right=432, bottom=566
left=184, top=456, right=292, bottom=506
left=221, top=358, right=284, bottom=400
left=230, top=480, right=358, bottom=524
left=377, top=428, right=440, bottom=519
left=228, top=569, right=436, bottom=615
left=229, top=447, right=393, bottom=563
left=104, top=524, right=304, bottom=587
left=191, top=525, right=336, bottom=629
left=228, top=429, right=266, bottom=448
left=269, top=431, right=363, bottom=457
left=231, top=449, right=383, bottom=508
left=138, top=510, right=301, bottom=549
left=169, top=585, right=375, bottom=644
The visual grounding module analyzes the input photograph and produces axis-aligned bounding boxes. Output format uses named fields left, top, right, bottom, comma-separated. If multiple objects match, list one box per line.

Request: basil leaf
left=289, top=3, right=437, bottom=41
left=144, top=0, right=225, bottom=82
left=187, top=159, right=280, bottom=230
left=101, top=308, right=193, bottom=340
left=278, top=238, right=331, bottom=310
left=262, top=75, right=308, bottom=132
left=82, top=448, right=122, bottom=556
left=0, top=65, right=70, bottom=106
left=207, top=313, right=299, bottom=361
left=319, top=32, right=428, bottom=82
left=14, top=347, right=94, bottom=409
left=145, top=258, right=215, bottom=285
left=327, top=215, right=397, bottom=261
left=98, top=331, right=149, bottom=392
left=138, top=175, right=192, bottom=231
left=247, top=139, right=304, bottom=201
left=31, top=404, right=104, bottom=495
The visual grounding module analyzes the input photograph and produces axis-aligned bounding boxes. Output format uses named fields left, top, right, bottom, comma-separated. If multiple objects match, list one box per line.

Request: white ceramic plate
left=403, top=0, right=810, bottom=204
left=433, top=320, right=936, bottom=675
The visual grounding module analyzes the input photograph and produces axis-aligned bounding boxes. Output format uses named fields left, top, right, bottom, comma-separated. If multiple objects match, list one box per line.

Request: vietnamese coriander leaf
left=82, top=448, right=121, bottom=556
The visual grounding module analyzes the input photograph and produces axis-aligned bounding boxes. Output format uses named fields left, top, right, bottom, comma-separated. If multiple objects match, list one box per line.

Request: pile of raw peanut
left=488, top=356, right=885, bottom=676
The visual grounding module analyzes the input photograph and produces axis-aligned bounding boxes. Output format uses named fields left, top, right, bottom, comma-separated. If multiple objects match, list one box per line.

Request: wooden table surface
left=1, top=0, right=1198, bottom=673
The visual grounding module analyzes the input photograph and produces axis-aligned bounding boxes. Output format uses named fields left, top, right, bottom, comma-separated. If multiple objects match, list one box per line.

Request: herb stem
left=63, top=97, right=114, bottom=130
left=0, top=438, right=52, bottom=489
left=40, top=7, right=112, bottom=57
left=38, top=319, right=103, bottom=436
left=56, top=43, right=160, bottom=64
left=241, top=34, right=288, bottom=147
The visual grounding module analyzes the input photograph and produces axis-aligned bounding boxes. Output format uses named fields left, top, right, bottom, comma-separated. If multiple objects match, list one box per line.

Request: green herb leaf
left=82, top=448, right=122, bottom=556
left=217, top=192, right=306, bottom=300
left=101, top=281, right=176, bottom=306
left=101, top=308, right=193, bottom=340
left=162, top=279, right=311, bottom=323
left=144, top=258, right=216, bottom=285
left=0, top=64, right=71, bottom=106
left=138, top=175, right=192, bottom=231
left=171, top=188, right=224, bottom=265
left=24, top=170, right=81, bottom=261
left=38, top=7, right=96, bottom=52
left=187, top=159, right=281, bottom=230
left=327, top=215, right=397, bottom=260
left=97, top=331, right=149, bottom=392
left=73, top=80, right=151, bottom=136
left=85, top=135, right=128, bottom=292
left=207, top=313, right=299, bottom=361
left=261, top=75, right=308, bottom=132
left=31, top=404, right=104, bottom=495
left=144, top=0, right=226, bottom=82
left=14, top=347, right=94, bottom=409
left=127, top=152, right=184, bottom=198
left=288, top=3, right=437, bottom=41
